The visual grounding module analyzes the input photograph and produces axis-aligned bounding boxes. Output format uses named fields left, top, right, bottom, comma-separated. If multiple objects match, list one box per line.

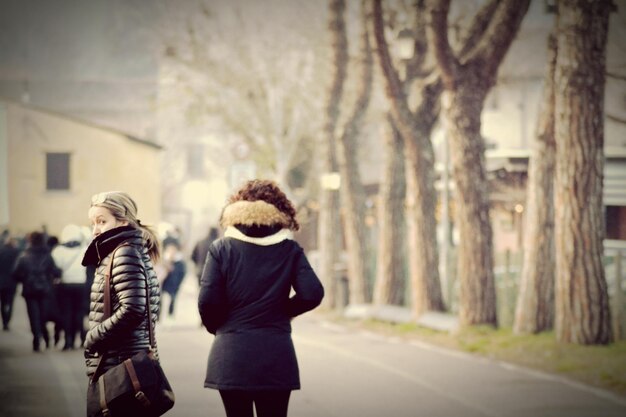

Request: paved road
left=1, top=276, right=625, bottom=417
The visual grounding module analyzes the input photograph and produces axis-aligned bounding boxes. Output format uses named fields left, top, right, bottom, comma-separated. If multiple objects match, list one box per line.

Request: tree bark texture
left=513, top=30, right=557, bottom=335
left=428, top=0, right=530, bottom=326
left=554, top=0, right=613, bottom=344
left=374, top=116, right=407, bottom=306
left=337, top=0, right=374, bottom=304
left=372, top=0, right=445, bottom=316
left=443, top=89, right=498, bottom=326
left=318, top=0, right=349, bottom=308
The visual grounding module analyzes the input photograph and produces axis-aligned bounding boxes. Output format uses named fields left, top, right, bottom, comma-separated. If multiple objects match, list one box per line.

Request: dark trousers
left=161, top=261, right=185, bottom=317
left=59, top=284, right=86, bottom=349
left=0, top=287, right=16, bottom=329
left=24, top=294, right=48, bottom=349
left=219, top=390, right=291, bottom=417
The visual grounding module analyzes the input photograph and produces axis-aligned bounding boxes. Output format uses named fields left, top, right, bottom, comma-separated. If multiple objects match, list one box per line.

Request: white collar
left=223, top=226, right=293, bottom=246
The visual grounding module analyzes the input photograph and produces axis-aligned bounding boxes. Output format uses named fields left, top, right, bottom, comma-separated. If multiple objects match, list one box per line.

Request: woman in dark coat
left=0, top=234, right=21, bottom=331
left=198, top=179, right=324, bottom=417
left=81, top=191, right=161, bottom=382
left=11, top=231, right=61, bottom=351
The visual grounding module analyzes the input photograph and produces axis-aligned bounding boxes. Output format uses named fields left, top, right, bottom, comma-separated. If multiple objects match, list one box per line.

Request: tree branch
left=607, top=112, right=626, bottom=125
left=607, top=71, right=626, bottom=82
left=457, top=0, right=500, bottom=59
left=405, top=0, right=429, bottom=82
left=465, top=0, right=531, bottom=74
left=372, top=0, right=408, bottom=107
left=342, top=0, right=374, bottom=144
left=426, top=0, right=459, bottom=90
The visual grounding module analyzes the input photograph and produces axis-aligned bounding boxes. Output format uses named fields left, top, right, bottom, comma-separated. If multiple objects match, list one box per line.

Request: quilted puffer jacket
left=82, top=226, right=160, bottom=378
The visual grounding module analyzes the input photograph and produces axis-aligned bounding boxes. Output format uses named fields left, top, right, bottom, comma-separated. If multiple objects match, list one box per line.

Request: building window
left=46, top=152, right=70, bottom=190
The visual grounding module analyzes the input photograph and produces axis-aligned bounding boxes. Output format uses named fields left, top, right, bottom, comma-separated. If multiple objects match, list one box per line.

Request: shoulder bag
left=87, top=244, right=175, bottom=417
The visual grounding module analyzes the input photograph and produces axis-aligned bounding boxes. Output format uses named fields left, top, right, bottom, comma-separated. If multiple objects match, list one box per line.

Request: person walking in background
left=45, top=234, right=63, bottom=347
left=198, top=179, right=324, bottom=417
left=81, top=191, right=162, bottom=387
left=0, top=229, right=9, bottom=249
left=81, top=226, right=94, bottom=347
left=0, top=233, right=21, bottom=331
left=11, top=231, right=61, bottom=351
left=160, top=239, right=186, bottom=322
left=51, top=224, right=88, bottom=350
left=191, top=226, right=219, bottom=287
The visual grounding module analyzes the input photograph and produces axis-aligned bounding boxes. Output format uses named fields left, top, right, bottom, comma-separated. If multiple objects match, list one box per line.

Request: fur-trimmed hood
left=220, top=200, right=292, bottom=229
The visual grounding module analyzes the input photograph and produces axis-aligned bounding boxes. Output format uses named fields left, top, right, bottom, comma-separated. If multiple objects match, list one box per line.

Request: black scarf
left=81, top=225, right=140, bottom=266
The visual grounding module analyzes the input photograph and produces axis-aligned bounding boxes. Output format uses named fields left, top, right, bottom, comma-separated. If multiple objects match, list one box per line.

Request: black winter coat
left=12, top=246, right=60, bottom=297
left=0, top=243, right=21, bottom=291
left=82, top=226, right=160, bottom=378
left=198, top=200, right=324, bottom=391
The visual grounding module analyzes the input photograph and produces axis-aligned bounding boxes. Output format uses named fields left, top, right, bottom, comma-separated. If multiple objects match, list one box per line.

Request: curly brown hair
left=228, top=179, right=299, bottom=231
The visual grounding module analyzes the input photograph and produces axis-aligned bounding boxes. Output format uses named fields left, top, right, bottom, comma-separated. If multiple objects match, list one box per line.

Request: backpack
left=24, top=256, right=52, bottom=296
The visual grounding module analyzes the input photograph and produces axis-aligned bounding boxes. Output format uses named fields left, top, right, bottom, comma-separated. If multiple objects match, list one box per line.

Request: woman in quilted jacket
left=198, top=179, right=324, bottom=417
left=81, top=191, right=161, bottom=382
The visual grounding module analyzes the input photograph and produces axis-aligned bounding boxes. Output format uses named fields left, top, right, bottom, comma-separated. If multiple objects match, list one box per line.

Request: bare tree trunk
left=374, top=116, right=406, bottom=306
left=514, top=30, right=557, bottom=335
left=337, top=0, right=374, bottom=304
left=372, top=0, right=445, bottom=316
left=554, top=0, right=613, bottom=344
left=319, top=0, right=348, bottom=308
left=404, top=121, right=445, bottom=314
left=428, top=0, right=530, bottom=326
left=444, top=89, right=497, bottom=326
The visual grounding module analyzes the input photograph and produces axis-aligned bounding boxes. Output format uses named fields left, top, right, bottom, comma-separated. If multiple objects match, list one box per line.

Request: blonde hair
left=91, top=191, right=160, bottom=261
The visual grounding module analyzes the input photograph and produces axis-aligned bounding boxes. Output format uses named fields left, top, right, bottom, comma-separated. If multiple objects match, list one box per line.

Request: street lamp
left=396, top=28, right=414, bottom=82
left=320, top=172, right=341, bottom=191
left=396, top=28, right=415, bottom=61
left=229, top=142, right=256, bottom=190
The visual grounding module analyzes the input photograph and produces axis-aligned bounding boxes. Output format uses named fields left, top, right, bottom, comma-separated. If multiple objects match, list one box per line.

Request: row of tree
left=160, top=0, right=616, bottom=345
left=318, top=0, right=614, bottom=345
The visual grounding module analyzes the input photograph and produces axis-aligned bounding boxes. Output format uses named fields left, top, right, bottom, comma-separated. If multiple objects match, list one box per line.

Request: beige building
left=0, top=99, right=161, bottom=237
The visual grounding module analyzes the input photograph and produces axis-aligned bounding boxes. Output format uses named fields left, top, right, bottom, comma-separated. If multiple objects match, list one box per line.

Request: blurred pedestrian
left=81, top=191, right=162, bottom=384
left=47, top=235, right=59, bottom=251
left=191, top=226, right=219, bottom=287
left=0, top=233, right=21, bottom=331
left=162, top=226, right=181, bottom=251
left=81, top=226, right=94, bottom=347
left=160, top=240, right=186, bottom=321
left=0, top=229, right=9, bottom=249
left=51, top=224, right=88, bottom=350
left=198, top=179, right=324, bottom=417
left=45, top=234, right=63, bottom=346
left=11, top=231, right=61, bottom=351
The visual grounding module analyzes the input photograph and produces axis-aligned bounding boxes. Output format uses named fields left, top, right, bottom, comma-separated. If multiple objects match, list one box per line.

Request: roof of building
left=1, top=97, right=162, bottom=150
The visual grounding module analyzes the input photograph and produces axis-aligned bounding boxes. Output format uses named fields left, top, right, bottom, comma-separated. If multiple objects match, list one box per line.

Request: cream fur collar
left=220, top=200, right=291, bottom=228
left=224, top=226, right=292, bottom=246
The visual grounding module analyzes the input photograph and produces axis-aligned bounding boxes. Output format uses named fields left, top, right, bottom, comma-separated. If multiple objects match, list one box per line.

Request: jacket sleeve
left=197, top=243, right=228, bottom=334
left=85, top=245, right=148, bottom=351
left=287, top=245, right=324, bottom=318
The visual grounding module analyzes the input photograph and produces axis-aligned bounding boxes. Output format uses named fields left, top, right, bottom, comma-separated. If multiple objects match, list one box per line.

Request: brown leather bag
left=87, top=244, right=175, bottom=417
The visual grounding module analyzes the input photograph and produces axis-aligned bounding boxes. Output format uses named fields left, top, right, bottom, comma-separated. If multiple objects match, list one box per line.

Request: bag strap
left=98, top=377, right=109, bottom=416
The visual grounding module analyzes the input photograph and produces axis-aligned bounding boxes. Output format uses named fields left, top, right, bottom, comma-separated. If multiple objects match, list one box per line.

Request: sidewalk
left=0, top=295, right=86, bottom=417
left=0, top=274, right=201, bottom=417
